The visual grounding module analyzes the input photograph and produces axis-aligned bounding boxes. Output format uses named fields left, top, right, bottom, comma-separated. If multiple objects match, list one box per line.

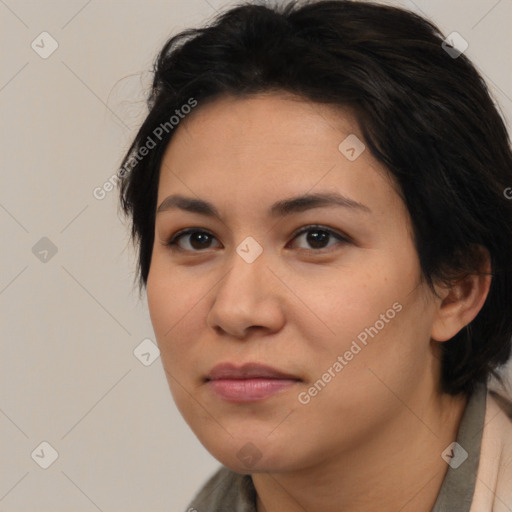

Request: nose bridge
left=207, top=240, right=284, bottom=336
left=219, top=240, right=269, bottom=302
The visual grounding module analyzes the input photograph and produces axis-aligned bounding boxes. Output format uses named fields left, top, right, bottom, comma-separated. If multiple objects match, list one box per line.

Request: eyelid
left=289, top=224, right=352, bottom=245
left=165, top=224, right=350, bottom=253
left=165, top=227, right=221, bottom=252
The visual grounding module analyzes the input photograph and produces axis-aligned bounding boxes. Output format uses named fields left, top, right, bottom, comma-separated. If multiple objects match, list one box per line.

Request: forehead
left=164, top=92, right=362, bottom=162
left=156, top=93, right=405, bottom=225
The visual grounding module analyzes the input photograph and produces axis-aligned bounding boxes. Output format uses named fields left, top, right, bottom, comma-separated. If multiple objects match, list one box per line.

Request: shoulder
left=487, top=380, right=512, bottom=498
left=470, top=377, right=512, bottom=512
left=486, top=377, right=512, bottom=458
left=185, top=465, right=256, bottom=512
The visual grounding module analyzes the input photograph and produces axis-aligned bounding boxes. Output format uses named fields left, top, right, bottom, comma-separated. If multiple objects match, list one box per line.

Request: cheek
left=146, top=259, right=172, bottom=340
left=298, top=278, right=432, bottom=436
left=146, top=262, right=209, bottom=420
left=146, top=257, right=202, bottom=362
left=314, top=249, right=428, bottom=367
left=318, top=261, right=405, bottom=337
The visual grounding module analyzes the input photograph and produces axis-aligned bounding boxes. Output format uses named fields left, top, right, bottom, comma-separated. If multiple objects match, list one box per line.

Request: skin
left=146, top=92, right=491, bottom=512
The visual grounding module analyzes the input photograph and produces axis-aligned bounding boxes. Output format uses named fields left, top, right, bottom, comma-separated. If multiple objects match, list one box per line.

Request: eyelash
left=165, top=225, right=350, bottom=254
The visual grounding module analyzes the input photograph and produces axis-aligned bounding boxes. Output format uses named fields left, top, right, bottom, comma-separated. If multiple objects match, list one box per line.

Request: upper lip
left=206, top=362, right=300, bottom=381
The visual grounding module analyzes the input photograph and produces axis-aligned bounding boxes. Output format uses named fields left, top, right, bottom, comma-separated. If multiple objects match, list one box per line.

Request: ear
left=430, top=246, right=492, bottom=342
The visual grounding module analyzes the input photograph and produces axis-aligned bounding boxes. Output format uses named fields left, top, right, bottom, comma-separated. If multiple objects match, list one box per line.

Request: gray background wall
left=1, top=0, right=511, bottom=510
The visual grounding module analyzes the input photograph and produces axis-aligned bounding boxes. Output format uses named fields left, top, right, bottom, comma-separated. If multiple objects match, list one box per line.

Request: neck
left=253, top=388, right=468, bottom=512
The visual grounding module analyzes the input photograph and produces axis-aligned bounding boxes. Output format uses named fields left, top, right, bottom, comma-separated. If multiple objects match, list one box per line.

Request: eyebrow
left=156, top=192, right=371, bottom=219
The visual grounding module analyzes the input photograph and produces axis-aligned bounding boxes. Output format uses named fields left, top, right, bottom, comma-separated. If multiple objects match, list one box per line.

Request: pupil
left=307, top=230, right=328, bottom=249
left=191, top=232, right=210, bottom=249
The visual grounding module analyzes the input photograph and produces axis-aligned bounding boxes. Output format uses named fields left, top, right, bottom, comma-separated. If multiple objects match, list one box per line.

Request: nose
left=206, top=248, right=286, bottom=339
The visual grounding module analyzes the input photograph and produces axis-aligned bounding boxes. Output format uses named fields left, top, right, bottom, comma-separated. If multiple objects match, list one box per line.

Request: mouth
left=205, top=362, right=301, bottom=402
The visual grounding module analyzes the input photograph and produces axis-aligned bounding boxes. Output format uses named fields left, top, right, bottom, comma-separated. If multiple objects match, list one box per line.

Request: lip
left=206, top=362, right=300, bottom=381
left=205, top=363, right=301, bottom=403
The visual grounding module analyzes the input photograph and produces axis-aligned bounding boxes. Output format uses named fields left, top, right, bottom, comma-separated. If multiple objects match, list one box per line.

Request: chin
left=201, top=435, right=304, bottom=474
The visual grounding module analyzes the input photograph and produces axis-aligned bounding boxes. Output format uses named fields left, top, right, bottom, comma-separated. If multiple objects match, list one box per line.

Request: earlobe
left=430, top=249, right=492, bottom=342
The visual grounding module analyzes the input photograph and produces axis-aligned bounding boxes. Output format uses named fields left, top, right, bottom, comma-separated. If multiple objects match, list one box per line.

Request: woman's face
left=147, top=92, right=442, bottom=473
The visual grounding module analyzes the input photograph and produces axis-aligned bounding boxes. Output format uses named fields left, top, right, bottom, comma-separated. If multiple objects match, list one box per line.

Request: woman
left=118, top=1, right=512, bottom=510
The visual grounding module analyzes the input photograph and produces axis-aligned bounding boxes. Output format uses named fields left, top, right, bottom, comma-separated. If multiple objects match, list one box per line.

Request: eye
left=287, top=225, right=349, bottom=252
left=165, top=225, right=349, bottom=253
left=165, top=229, right=220, bottom=252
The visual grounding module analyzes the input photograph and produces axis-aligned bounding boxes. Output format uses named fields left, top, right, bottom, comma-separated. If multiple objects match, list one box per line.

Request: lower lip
left=207, top=378, right=299, bottom=402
